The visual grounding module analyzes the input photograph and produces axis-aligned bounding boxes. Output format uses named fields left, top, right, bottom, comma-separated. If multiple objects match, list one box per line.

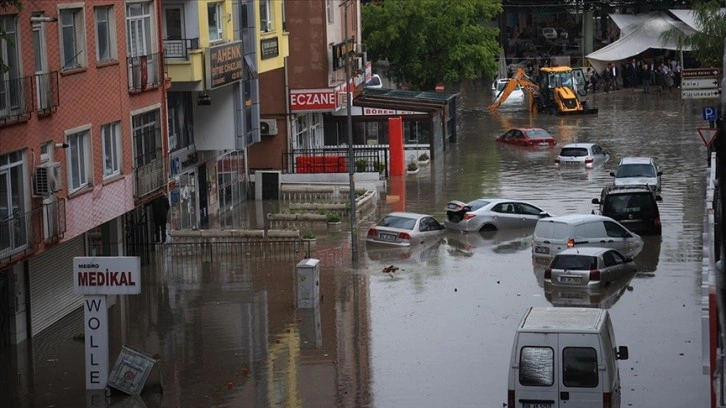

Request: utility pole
left=342, top=0, right=358, bottom=261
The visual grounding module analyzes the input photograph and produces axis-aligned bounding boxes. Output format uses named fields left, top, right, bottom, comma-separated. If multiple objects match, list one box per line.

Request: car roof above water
left=619, top=156, right=654, bottom=165
left=537, top=213, right=610, bottom=225
left=556, top=247, right=611, bottom=257
left=519, top=307, right=607, bottom=333
left=561, top=143, right=597, bottom=149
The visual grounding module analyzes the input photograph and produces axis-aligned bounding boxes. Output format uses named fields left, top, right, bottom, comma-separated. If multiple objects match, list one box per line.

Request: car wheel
left=480, top=224, right=497, bottom=232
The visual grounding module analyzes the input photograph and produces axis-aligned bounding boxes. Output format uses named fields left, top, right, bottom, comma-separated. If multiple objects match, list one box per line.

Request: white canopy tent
left=586, top=11, right=696, bottom=73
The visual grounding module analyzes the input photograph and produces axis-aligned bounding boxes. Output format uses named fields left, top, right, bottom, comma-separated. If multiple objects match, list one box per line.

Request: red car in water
left=496, top=128, right=557, bottom=147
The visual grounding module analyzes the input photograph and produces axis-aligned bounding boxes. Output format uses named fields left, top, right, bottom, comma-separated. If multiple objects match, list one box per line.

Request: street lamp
left=341, top=0, right=358, bottom=262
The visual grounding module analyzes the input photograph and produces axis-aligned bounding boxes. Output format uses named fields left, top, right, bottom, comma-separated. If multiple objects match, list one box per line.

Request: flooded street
left=1, top=81, right=712, bottom=407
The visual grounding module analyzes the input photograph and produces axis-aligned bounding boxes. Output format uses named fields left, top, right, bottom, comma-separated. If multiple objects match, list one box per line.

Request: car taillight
left=585, top=157, right=594, bottom=164
left=368, top=228, right=377, bottom=236
left=508, top=390, right=515, bottom=407
left=544, top=268, right=552, bottom=279
left=554, top=158, right=561, bottom=164
left=463, top=213, right=476, bottom=220
left=398, top=232, right=412, bottom=240
left=567, top=239, right=575, bottom=248
left=603, top=391, right=612, bottom=408
left=589, top=269, right=601, bottom=281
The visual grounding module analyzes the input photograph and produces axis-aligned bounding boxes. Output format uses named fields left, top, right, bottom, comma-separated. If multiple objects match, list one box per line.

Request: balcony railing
left=127, top=53, right=162, bottom=93
left=0, top=199, right=65, bottom=267
left=163, top=38, right=200, bottom=60
left=35, top=71, right=60, bottom=116
left=0, top=75, right=33, bottom=126
left=134, top=149, right=166, bottom=200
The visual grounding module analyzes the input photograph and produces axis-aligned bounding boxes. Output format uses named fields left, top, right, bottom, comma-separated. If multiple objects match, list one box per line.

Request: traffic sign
left=682, top=78, right=720, bottom=90
left=697, top=128, right=718, bottom=147
left=682, top=68, right=720, bottom=78
left=703, top=106, right=718, bottom=121
left=682, top=89, right=721, bottom=99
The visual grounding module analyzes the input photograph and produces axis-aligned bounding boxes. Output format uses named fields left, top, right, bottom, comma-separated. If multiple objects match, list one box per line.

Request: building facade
left=0, top=0, right=168, bottom=344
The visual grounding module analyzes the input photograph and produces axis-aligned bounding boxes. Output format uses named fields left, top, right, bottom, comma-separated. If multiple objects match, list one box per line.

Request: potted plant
left=302, top=230, right=316, bottom=240
left=373, top=161, right=386, bottom=174
left=418, top=152, right=430, bottom=165
left=326, top=212, right=342, bottom=223
left=407, top=161, right=419, bottom=174
left=355, top=159, right=368, bottom=172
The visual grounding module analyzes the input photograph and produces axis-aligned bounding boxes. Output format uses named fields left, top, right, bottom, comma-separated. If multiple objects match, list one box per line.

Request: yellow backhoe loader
left=489, top=66, right=598, bottom=115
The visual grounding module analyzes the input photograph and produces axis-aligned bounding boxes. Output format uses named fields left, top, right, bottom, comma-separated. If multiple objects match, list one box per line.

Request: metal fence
left=282, top=146, right=389, bottom=176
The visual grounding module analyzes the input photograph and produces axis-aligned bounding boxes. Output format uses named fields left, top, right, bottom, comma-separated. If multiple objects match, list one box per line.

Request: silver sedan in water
left=444, top=198, right=554, bottom=232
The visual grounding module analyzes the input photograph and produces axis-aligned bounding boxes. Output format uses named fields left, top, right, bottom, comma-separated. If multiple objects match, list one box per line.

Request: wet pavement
left=1, top=82, right=713, bottom=407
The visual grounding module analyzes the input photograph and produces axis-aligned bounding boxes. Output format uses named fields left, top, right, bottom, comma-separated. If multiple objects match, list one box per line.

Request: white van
left=508, top=307, right=629, bottom=408
left=531, top=214, right=643, bottom=263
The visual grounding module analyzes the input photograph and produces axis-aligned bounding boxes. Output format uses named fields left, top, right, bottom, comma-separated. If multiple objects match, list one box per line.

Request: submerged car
left=492, top=78, right=525, bottom=103
left=445, top=198, right=553, bottom=232
left=610, top=156, right=662, bottom=191
left=496, top=128, right=557, bottom=147
left=555, top=142, right=609, bottom=168
left=544, top=247, right=637, bottom=289
left=592, top=185, right=663, bottom=236
left=366, top=212, right=445, bottom=247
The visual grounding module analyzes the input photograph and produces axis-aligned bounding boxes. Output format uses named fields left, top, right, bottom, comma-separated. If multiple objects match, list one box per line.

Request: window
left=60, top=7, right=86, bottom=70
left=519, top=346, right=554, bottom=386
left=208, top=2, right=223, bottom=41
left=95, top=6, right=117, bottom=62
left=0, top=15, right=20, bottom=117
left=101, top=122, right=121, bottom=177
left=604, top=221, right=628, bottom=238
left=132, top=109, right=161, bottom=167
left=0, top=151, right=28, bottom=255
left=40, top=142, right=52, bottom=163
left=327, top=0, right=334, bottom=24
left=126, top=2, right=153, bottom=57
left=562, top=347, right=599, bottom=387
left=259, top=0, right=272, bottom=32
left=67, top=128, right=91, bottom=191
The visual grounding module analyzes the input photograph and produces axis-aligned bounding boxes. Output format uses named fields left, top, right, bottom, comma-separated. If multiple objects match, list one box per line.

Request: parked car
left=592, top=185, right=663, bottom=235
left=545, top=267, right=636, bottom=309
left=492, top=78, right=525, bottom=103
left=544, top=247, right=637, bottom=289
left=444, top=198, right=553, bottom=232
left=366, top=212, right=445, bottom=247
left=555, top=142, right=609, bottom=168
left=531, top=214, right=644, bottom=262
left=610, top=156, right=662, bottom=191
left=365, top=74, right=383, bottom=89
left=496, top=128, right=557, bottom=147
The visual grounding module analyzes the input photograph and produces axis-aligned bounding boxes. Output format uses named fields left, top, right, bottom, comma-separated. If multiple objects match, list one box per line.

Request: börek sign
left=290, top=89, right=337, bottom=112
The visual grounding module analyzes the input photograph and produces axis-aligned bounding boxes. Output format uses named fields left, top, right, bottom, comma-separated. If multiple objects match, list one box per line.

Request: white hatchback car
left=610, top=156, right=662, bottom=191
left=555, top=143, right=609, bottom=168
left=544, top=247, right=637, bottom=289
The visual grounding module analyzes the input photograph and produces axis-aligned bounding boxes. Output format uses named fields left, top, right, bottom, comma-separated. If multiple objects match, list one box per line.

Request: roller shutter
left=28, top=235, right=85, bottom=337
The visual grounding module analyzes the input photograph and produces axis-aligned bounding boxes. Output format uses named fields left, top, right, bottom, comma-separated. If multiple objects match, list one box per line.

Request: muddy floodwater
left=1, top=82, right=712, bottom=407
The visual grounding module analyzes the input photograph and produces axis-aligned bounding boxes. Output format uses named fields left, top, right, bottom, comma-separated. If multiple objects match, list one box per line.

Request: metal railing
left=163, top=38, right=200, bottom=60
left=0, top=75, right=33, bottom=125
left=127, top=53, right=162, bottom=93
left=0, top=199, right=65, bottom=267
left=282, top=147, right=389, bottom=177
left=35, top=71, right=60, bottom=116
left=134, top=150, right=166, bottom=200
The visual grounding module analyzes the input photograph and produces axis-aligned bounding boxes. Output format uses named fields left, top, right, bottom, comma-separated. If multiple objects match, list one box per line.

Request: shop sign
left=207, top=41, right=243, bottom=89
left=74, top=257, right=141, bottom=295
left=261, top=37, right=279, bottom=59
left=332, top=38, right=355, bottom=71
left=364, top=108, right=425, bottom=116
left=290, top=89, right=337, bottom=112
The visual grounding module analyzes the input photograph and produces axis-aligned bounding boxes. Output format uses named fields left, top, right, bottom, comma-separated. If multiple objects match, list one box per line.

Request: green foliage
left=418, top=152, right=429, bottom=161
left=660, top=0, right=726, bottom=68
left=407, top=161, right=419, bottom=171
left=362, top=0, right=502, bottom=90
left=326, top=212, right=342, bottom=223
left=373, top=161, right=385, bottom=173
left=302, top=230, right=316, bottom=240
left=355, top=158, right=369, bottom=172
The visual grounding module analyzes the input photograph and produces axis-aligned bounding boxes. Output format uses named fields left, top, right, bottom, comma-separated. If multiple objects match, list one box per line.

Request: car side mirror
left=539, top=211, right=550, bottom=217
left=657, top=171, right=663, bottom=176
left=591, top=198, right=600, bottom=204
left=616, top=345, right=629, bottom=360
left=625, top=257, right=633, bottom=263
left=609, top=172, right=616, bottom=177
left=656, top=195, right=663, bottom=201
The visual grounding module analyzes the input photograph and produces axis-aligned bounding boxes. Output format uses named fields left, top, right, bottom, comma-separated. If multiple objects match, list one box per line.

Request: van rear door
left=514, top=332, right=560, bottom=407
left=558, top=333, right=603, bottom=407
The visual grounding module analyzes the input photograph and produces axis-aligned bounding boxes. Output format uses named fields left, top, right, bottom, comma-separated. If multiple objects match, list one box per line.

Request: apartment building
left=0, top=0, right=168, bottom=344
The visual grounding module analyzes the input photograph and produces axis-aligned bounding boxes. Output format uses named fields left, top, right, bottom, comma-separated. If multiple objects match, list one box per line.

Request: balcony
left=163, top=38, right=200, bottom=60
left=134, top=149, right=166, bottom=200
left=35, top=71, right=60, bottom=116
left=0, top=75, right=33, bottom=126
left=0, top=199, right=65, bottom=268
left=127, top=53, right=163, bottom=93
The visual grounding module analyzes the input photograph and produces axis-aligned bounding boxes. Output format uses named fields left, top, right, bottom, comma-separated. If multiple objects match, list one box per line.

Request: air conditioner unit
left=34, top=162, right=62, bottom=196
left=260, top=119, right=278, bottom=136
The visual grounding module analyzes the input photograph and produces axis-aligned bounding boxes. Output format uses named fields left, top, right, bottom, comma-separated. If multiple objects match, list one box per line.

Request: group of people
left=584, top=57, right=683, bottom=95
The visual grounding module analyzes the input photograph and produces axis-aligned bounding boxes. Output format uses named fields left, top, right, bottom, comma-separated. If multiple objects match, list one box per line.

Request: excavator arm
left=488, top=68, right=541, bottom=111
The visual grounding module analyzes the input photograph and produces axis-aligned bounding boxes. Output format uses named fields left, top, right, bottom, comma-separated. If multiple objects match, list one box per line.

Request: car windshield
left=552, top=255, right=598, bottom=270
left=615, top=163, right=656, bottom=178
left=377, top=215, right=416, bottom=230
left=526, top=129, right=551, bottom=139
left=560, top=147, right=588, bottom=157
left=603, top=193, right=656, bottom=216
left=467, top=200, right=491, bottom=211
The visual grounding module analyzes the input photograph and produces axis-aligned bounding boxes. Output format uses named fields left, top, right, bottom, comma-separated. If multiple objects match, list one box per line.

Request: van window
left=562, top=347, right=599, bottom=387
left=603, top=221, right=629, bottom=238
left=604, top=193, right=656, bottom=216
left=520, top=346, right=554, bottom=386
left=574, top=221, right=606, bottom=239
left=552, top=254, right=597, bottom=270
left=535, top=221, right=568, bottom=240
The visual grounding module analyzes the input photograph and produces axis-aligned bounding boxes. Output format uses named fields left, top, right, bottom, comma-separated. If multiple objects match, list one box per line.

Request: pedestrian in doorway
left=152, top=193, right=171, bottom=243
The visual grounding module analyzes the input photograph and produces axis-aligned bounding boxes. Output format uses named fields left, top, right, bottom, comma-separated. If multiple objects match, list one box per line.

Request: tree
left=661, top=0, right=726, bottom=68
left=1, top=0, right=22, bottom=72
left=362, top=0, right=503, bottom=90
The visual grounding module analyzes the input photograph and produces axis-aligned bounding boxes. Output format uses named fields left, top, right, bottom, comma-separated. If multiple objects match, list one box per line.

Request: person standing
left=642, top=63, right=651, bottom=93
left=152, top=193, right=171, bottom=243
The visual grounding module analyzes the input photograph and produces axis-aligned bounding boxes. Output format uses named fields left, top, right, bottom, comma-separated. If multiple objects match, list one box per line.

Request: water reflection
left=364, top=237, right=445, bottom=265
left=633, top=236, right=662, bottom=277
left=445, top=229, right=533, bottom=256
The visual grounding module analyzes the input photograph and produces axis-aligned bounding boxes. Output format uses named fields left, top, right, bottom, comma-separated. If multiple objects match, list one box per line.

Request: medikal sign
left=73, top=257, right=141, bottom=295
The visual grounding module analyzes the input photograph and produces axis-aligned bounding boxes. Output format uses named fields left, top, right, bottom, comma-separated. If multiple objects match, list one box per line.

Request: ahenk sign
left=290, top=89, right=337, bottom=112
left=74, top=256, right=141, bottom=295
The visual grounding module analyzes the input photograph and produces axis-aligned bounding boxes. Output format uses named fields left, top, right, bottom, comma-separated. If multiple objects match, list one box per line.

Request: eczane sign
left=74, top=256, right=141, bottom=295
left=290, top=89, right=337, bottom=112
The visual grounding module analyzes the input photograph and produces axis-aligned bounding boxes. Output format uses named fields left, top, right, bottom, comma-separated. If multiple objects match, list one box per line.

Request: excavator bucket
left=553, top=87, right=598, bottom=115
